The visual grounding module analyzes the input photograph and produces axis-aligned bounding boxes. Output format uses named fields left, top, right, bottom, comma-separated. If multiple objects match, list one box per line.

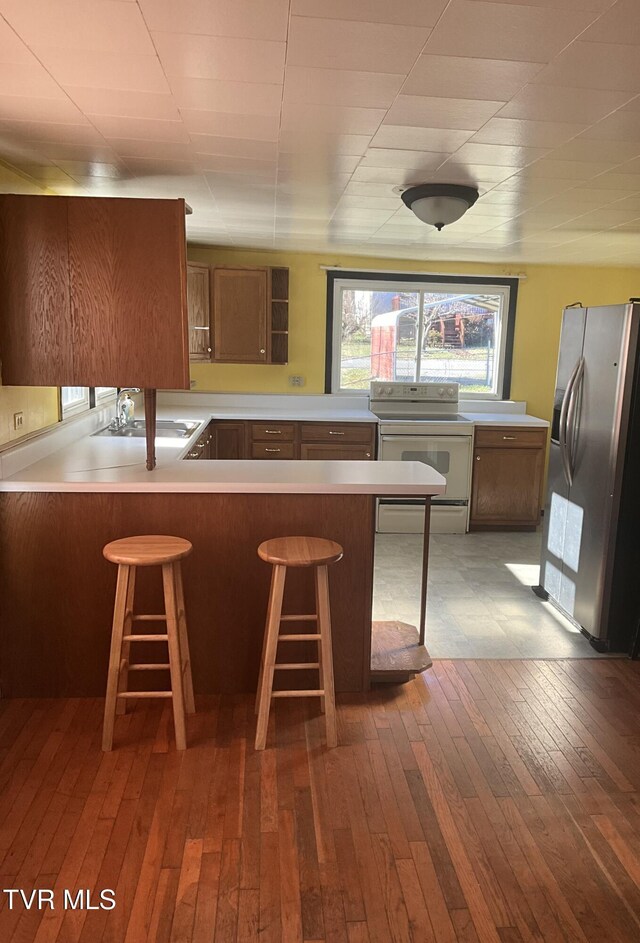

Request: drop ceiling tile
left=201, top=156, right=277, bottom=178
left=471, top=118, right=585, bottom=148
left=0, top=0, right=154, bottom=55
left=138, top=0, right=289, bottom=41
left=34, top=50, right=170, bottom=94
left=6, top=162, right=76, bottom=183
left=30, top=141, right=121, bottom=162
left=120, top=158, right=198, bottom=177
left=0, top=62, right=67, bottom=100
left=351, top=162, right=444, bottom=184
left=0, top=96, right=87, bottom=124
left=424, top=0, right=596, bottom=62
left=581, top=0, right=640, bottom=43
left=588, top=172, right=640, bottom=190
left=431, top=161, right=518, bottom=184
left=167, top=77, right=282, bottom=117
left=88, top=115, right=191, bottom=143
left=403, top=55, right=543, bottom=101
left=190, top=135, right=277, bottom=161
left=360, top=148, right=451, bottom=169
left=337, top=195, right=400, bottom=209
left=54, top=160, right=123, bottom=179
left=550, top=138, right=640, bottom=163
left=385, top=96, right=505, bottom=130
left=283, top=67, right=405, bottom=109
left=518, top=159, right=615, bottom=179
left=281, top=102, right=385, bottom=135
left=65, top=87, right=181, bottom=121
left=151, top=32, right=285, bottom=85
left=278, top=131, right=372, bottom=156
left=370, top=125, right=474, bottom=151
left=0, top=120, right=107, bottom=145
left=453, top=143, right=550, bottom=167
left=180, top=111, right=280, bottom=142
left=287, top=16, right=430, bottom=74
left=618, top=156, right=640, bottom=174
left=498, top=84, right=633, bottom=123
left=532, top=42, right=640, bottom=92
left=292, top=0, right=448, bottom=27
left=579, top=111, right=640, bottom=143
left=107, top=139, right=194, bottom=161
left=0, top=17, right=35, bottom=64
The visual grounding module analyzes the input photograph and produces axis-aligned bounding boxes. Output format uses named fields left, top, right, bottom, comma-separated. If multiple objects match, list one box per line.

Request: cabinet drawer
left=474, top=427, right=547, bottom=449
left=300, top=423, right=375, bottom=444
left=251, top=422, right=295, bottom=441
left=251, top=442, right=295, bottom=460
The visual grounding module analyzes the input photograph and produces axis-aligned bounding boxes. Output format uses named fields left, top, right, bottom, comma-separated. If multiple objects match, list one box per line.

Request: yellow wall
left=188, top=245, right=640, bottom=422
left=0, top=384, right=59, bottom=447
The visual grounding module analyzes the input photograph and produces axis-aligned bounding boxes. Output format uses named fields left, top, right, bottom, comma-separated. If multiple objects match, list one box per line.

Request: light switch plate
left=288, top=375, right=305, bottom=387
left=13, top=412, right=23, bottom=430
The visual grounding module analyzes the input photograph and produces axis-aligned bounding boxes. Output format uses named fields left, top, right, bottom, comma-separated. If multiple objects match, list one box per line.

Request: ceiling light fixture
left=401, top=183, right=479, bottom=231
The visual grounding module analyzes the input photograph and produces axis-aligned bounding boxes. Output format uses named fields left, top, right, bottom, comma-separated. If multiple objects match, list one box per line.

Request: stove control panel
left=370, top=381, right=459, bottom=403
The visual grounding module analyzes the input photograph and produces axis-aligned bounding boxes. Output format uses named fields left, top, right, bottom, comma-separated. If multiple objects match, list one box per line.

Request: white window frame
left=331, top=277, right=512, bottom=400
left=95, top=387, right=117, bottom=405
left=60, top=387, right=90, bottom=418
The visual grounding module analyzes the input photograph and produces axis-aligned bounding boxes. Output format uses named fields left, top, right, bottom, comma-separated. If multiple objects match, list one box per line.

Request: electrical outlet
left=190, top=379, right=197, bottom=388
left=288, top=375, right=305, bottom=387
left=13, top=412, right=24, bottom=431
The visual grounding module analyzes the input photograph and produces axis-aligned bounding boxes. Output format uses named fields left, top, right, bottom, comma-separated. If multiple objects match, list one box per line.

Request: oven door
left=379, top=434, right=472, bottom=500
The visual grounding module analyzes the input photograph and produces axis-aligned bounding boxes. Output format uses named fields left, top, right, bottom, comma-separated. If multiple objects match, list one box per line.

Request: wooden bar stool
left=255, top=536, right=343, bottom=751
left=102, top=535, right=195, bottom=752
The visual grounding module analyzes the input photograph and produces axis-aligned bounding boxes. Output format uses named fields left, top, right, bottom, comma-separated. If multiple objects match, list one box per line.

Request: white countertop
left=460, top=412, right=549, bottom=427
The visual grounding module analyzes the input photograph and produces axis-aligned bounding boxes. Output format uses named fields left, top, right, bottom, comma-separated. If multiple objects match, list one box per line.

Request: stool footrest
left=278, top=633, right=321, bottom=641
left=129, top=663, right=171, bottom=671
left=124, top=634, right=169, bottom=642
left=117, top=691, right=173, bottom=699
left=274, top=662, right=320, bottom=670
left=280, top=614, right=317, bottom=622
left=271, top=689, right=324, bottom=698
left=133, top=614, right=167, bottom=622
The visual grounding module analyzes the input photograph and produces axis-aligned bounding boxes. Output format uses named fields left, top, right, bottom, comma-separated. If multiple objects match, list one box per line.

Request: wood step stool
left=102, top=535, right=195, bottom=751
left=255, top=536, right=343, bottom=751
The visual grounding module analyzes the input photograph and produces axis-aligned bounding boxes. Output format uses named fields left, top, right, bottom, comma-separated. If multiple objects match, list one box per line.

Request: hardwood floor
left=1, top=659, right=640, bottom=942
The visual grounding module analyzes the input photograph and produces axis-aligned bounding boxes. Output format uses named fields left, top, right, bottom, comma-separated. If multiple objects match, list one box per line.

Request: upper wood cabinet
left=211, top=266, right=289, bottom=364
left=187, top=262, right=211, bottom=361
left=0, top=195, right=190, bottom=389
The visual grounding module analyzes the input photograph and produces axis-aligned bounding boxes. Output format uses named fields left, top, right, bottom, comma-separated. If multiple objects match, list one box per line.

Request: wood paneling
left=0, top=195, right=189, bottom=389
left=1, top=659, right=640, bottom=942
left=212, top=267, right=268, bottom=363
left=0, top=491, right=375, bottom=697
left=187, top=261, right=211, bottom=361
left=0, top=194, right=73, bottom=385
left=67, top=197, right=189, bottom=389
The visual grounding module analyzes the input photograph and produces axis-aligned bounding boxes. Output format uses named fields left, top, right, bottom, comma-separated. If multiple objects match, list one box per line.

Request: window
left=60, top=386, right=117, bottom=419
left=327, top=272, right=518, bottom=399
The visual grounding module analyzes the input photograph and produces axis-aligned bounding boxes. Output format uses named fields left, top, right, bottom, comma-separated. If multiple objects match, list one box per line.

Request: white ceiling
left=2, top=0, right=640, bottom=264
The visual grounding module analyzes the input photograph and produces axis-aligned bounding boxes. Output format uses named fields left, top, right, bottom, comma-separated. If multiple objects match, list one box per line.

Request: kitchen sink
left=93, top=420, right=200, bottom=439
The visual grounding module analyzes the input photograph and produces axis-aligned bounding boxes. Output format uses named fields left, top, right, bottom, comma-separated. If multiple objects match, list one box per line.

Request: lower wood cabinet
left=185, top=419, right=376, bottom=461
left=470, top=426, right=546, bottom=530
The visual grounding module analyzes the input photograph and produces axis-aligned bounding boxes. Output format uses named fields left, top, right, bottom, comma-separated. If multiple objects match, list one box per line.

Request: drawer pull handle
left=328, top=431, right=345, bottom=436
left=264, top=429, right=282, bottom=434
left=503, top=435, right=517, bottom=440
left=265, top=448, right=281, bottom=453
left=366, top=452, right=371, bottom=457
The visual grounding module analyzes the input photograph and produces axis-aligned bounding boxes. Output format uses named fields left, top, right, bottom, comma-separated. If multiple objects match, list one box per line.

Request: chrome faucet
left=109, top=388, right=141, bottom=430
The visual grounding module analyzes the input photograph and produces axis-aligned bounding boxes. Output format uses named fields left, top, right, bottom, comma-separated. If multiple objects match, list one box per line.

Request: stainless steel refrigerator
left=535, top=303, right=640, bottom=653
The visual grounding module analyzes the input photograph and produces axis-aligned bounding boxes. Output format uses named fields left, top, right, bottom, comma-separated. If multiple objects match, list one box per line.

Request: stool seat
left=257, top=536, right=343, bottom=568
left=103, top=535, right=192, bottom=567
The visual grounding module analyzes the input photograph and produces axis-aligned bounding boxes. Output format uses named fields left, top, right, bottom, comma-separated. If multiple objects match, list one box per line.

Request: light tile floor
left=373, top=530, right=602, bottom=659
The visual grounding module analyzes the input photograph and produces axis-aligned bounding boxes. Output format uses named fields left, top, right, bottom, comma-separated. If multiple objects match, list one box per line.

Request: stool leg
left=314, top=573, right=325, bottom=715
left=255, top=564, right=286, bottom=751
left=255, top=564, right=280, bottom=716
left=103, top=564, right=131, bottom=751
left=173, top=562, right=195, bottom=715
left=116, top=565, right=137, bottom=715
left=163, top=563, right=187, bottom=750
left=315, top=566, right=337, bottom=749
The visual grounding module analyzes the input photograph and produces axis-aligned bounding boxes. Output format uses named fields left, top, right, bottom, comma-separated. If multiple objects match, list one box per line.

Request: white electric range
left=369, top=380, right=474, bottom=534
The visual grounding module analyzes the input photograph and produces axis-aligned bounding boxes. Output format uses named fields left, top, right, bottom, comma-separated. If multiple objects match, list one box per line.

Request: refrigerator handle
left=559, top=358, right=581, bottom=487
left=566, top=356, right=585, bottom=482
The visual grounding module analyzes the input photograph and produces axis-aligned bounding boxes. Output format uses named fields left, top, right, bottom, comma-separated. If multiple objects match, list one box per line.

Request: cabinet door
left=0, top=195, right=74, bottom=385
left=67, top=197, right=189, bottom=388
left=187, top=263, right=211, bottom=361
left=300, top=444, right=374, bottom=461
left=471, top=447, right=544, bottom=526
left=211, top=422, right=247, bottom=459
left=212, top=268, right=268, bottom=363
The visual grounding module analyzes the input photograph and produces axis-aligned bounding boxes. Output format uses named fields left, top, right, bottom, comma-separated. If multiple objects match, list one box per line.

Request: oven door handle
left=380, top=435, right=471, bottom=444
